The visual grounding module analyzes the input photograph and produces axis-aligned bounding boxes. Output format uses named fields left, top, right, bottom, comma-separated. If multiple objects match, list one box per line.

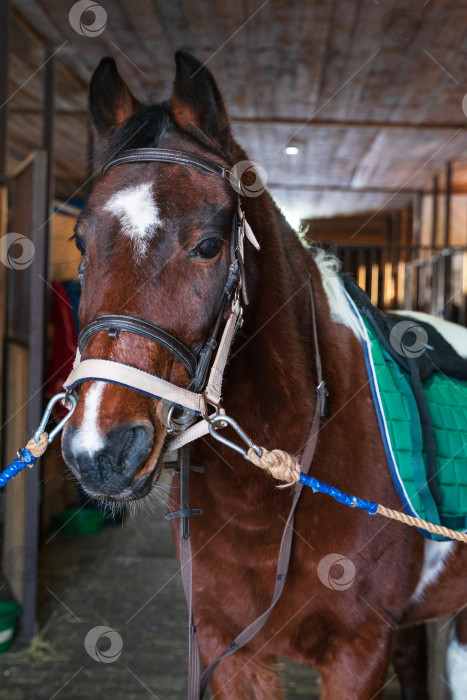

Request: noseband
left=66, top=147, right=260, bottom=433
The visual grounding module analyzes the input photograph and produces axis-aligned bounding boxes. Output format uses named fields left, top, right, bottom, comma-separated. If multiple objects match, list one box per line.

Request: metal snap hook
left=208, top=414, right=262, bottom=460
left=34, top=392, right=78, bottom=444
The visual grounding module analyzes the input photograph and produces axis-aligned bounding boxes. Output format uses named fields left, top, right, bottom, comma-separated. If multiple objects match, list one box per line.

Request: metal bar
left=443, top=162, right=453, bottom=319
left=0, top=0, right=10, bottom=178
left=444, top=162, right=452, bottom=248
left=431, top=176, right=439, bottom=247
left=430, top=176, right=439, bottom=316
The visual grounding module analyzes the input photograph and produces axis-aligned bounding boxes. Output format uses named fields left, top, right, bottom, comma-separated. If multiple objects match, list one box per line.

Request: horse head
left=62, top=52, right=258, bottom=501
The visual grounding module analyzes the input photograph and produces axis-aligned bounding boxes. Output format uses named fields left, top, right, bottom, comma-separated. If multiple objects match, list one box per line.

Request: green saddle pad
left=346, top=294, right=467, bottom=540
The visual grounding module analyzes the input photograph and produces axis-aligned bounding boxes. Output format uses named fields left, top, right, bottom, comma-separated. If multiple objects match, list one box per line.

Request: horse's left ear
left=171, top=51, right=231, bottom=151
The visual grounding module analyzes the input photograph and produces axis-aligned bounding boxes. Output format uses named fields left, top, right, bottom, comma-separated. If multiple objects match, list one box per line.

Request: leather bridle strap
left=197, top=275, right=326, bottom=698
left=174, top=445, right=202, bottom=699
left=78, top=314, right=199, bottom=379
left=101, top=147, right=241, bottom=192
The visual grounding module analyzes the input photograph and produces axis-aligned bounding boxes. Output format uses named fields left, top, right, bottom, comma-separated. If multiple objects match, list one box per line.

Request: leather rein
left=64, top=147, right=326, bottom=699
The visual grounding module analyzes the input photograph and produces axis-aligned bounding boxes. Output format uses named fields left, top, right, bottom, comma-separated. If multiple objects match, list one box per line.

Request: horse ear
left=171, top=50, right=231, bottom=150
left=89, top=57, right=140, bottom=136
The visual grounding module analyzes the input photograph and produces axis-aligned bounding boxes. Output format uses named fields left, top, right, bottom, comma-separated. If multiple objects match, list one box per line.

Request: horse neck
left=225, top=195, right=319, bottom=453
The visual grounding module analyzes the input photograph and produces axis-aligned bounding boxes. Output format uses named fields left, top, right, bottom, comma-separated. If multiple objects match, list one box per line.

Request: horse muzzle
left=61, top=421, right=158, bottom=501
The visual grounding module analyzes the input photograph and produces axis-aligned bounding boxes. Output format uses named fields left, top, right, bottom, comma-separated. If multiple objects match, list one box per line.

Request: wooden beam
left=0, top=0, right=10, bottom=177
left=267, top=182, right=467, bottom=195
left=9, top=110, right=467, bottom=133
left=232, top=117, right=467, bottom=131
left=11, top=10, right=87, bottom=93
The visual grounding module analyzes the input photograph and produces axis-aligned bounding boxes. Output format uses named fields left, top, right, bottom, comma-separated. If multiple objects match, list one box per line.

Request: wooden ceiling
left=7, top=0, right=467, bottom=220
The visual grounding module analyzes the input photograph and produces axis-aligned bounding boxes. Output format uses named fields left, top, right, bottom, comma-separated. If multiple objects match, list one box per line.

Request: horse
left=61, top=50, right=467, bottom=698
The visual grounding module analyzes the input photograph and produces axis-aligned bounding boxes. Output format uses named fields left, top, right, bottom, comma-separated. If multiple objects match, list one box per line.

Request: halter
left=62, top=147, right=326, bottom=700
left=64, top=147, right=260, bottom=439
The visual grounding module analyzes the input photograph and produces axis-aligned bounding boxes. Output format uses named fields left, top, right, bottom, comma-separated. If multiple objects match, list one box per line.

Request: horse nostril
left=120, top=424, right=153, bottom=473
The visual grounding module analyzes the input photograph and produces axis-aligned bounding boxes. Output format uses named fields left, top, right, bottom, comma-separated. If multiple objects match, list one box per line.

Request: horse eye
left=195, top=237, right=222, bottom=259
left=72, top=234, right=86, bottom=255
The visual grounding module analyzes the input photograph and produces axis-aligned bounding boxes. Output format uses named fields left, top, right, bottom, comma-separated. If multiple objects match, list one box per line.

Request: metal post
left=430, top=176, right=439, bottom=315
left=441, top=162, right=452, bottom=319
left=406, top=192, right=422, bottom=310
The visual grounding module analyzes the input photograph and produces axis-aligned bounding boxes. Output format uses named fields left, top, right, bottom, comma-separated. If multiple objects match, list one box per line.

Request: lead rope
left=0, top=433, right=49, bottom=487
left=246, top=448, right=467, bottom=543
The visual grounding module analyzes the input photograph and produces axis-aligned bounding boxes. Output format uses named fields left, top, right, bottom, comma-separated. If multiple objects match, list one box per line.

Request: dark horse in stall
left=62, top=51, right=467, bottom=698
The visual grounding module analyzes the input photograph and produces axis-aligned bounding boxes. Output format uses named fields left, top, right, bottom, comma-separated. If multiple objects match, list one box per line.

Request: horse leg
left=195, top=615, right=284, bottom=699
left=205, top=651, right=285, bottom=699
left=317, top=631, right=392, bottom=700
left=446, top=608, right=467, bottom=699
left=390, top=624, right=428, bottom=699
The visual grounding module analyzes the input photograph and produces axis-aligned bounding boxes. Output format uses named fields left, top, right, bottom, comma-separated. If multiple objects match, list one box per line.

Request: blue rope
left=0, top=449, right=37, bottom=488
left=299, top=472, right=379, bottom=515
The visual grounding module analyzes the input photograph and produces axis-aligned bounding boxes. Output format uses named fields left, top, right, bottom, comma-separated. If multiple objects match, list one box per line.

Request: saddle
left=343, top=275, right=467, bottom=539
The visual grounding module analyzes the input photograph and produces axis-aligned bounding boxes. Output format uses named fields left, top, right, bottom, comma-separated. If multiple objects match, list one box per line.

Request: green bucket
left=55, top=508, right=105, bottom=535
left=0, top=600, right=21, bottom=653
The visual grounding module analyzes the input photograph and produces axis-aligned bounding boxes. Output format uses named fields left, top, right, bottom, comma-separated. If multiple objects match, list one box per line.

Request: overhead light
left=284, top=145, right=299, bottom=156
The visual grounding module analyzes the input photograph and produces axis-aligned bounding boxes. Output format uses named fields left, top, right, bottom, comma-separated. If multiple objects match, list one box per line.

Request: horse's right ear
left=89, top=58, right=140, bottom=138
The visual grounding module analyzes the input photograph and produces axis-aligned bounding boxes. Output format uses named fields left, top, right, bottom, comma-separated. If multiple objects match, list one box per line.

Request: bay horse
left=62, top=50, right=467, bottom=698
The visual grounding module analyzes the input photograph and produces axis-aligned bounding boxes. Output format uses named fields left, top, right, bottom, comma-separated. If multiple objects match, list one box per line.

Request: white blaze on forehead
left=103, top=182, right=161, bottom=255
left=71, top=382, right=105, bottom=456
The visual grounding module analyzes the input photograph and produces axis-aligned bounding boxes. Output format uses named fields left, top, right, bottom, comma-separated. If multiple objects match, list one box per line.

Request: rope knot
left=25, top=432, right=49, bottom=459
left=247, top=447, right=300, bottom=486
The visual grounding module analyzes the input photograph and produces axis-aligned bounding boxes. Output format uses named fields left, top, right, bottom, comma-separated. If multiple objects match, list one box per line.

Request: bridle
left=65, top=147, right=260, bottom=437
left=63, top=146, right=325, bottom=700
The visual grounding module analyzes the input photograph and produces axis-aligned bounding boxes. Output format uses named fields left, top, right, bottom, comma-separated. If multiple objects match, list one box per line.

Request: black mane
left=98, top=101, right=174, bottom=166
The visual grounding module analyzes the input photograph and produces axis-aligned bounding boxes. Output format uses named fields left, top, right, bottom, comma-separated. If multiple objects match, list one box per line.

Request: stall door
left=1, top=150, right=48, bottom=637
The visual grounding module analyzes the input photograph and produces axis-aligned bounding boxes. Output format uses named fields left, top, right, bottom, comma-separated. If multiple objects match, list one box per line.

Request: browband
left=102, top=147, right=241, bottom=191
left=78, top=314, right=199, bottom=379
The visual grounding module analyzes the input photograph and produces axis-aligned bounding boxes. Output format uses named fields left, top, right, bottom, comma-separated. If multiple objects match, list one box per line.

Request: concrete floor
left=0, top=472, right=403, bottom=700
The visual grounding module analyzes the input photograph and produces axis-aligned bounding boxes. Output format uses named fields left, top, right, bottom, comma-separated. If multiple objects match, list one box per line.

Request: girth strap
left=78, top=314, right=199, bottom=379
